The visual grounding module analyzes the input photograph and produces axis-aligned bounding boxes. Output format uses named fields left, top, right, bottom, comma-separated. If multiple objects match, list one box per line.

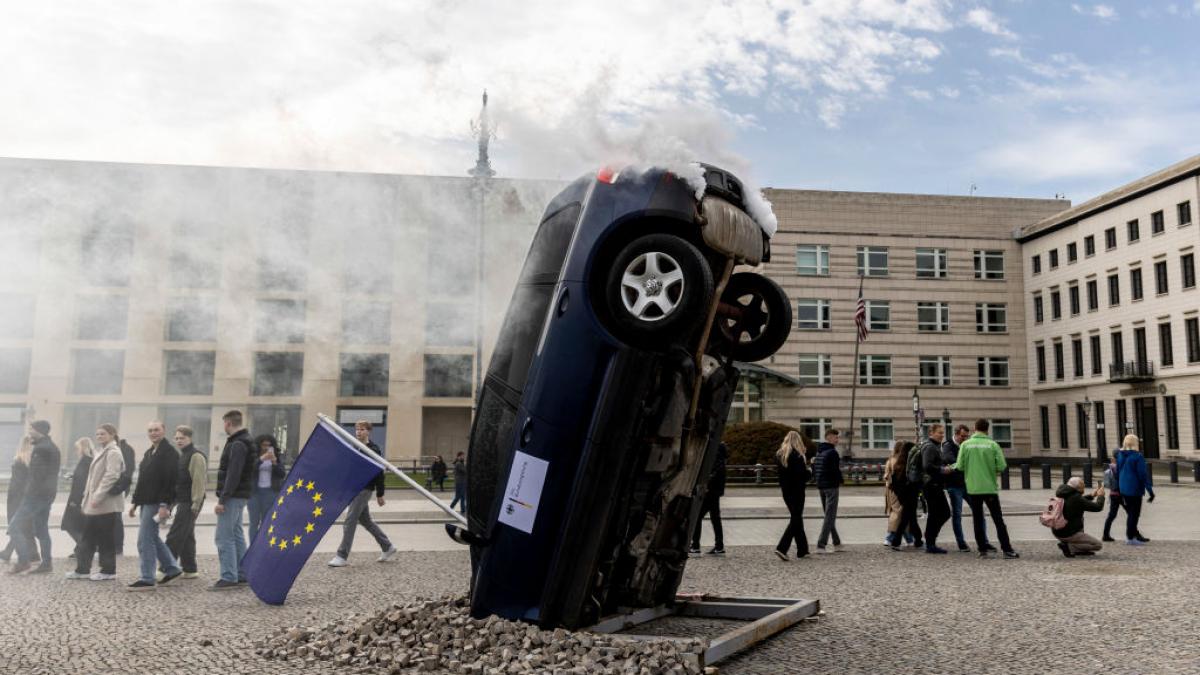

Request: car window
left=487, top=284, right=554, bottom=391
left=520, top=203, right=580, bottom=285
left=467, top=386, right=518, bottom=533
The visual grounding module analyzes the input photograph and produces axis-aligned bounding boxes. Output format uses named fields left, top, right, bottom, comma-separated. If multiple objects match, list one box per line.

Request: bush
left=722, top=421, right=811, bottom=465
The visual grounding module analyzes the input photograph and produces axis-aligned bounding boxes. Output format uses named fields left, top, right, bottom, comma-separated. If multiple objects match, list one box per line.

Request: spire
left=469, top=90, right=496, bottom=179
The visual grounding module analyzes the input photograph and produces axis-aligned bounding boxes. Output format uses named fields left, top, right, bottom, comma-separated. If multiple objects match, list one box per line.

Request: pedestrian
left=882, top=441, right=910, bottom=548
left=328, top=420, right=397, bottom=567
left=893, top=441, right=925, bottom=550
left=812, top=428, right=844, bottom=553
left=690, top=442, right=727, bottom=556
left=449, top=452, right=467, bottom=514
left=1115, top=434, right=1155, bottom=546
left=8, top=420, right=60, bottom=575
left=126, top=421, right=182, bottom=591
left=1052, top=477, right=1106, bottom=558
left=247, top=434, right=286, bottom=547
left=431, top=455, right=448, bottom=492
left=65, top=424, right=125, bottom=581
left=60, top=437, right=95, bottom=556
left=774, top=431, right=811, bottom=561
left=951, top=419, right=1018, bottom=559
left=1101, top=454, right=1123, bottom=543
left=109, top=433, right=136, bottom=556
left=210, top=409, right=255, bottom=591
left=164, top=425, right=206, bottom=580
left=1, top=435, right=34, bottom=565
left=917, top=424, right=952, bottom=554
left=941, top=424, right=987, bottom=552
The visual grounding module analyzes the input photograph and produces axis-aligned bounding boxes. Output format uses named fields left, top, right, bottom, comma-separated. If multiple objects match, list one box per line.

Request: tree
left=722, top=421, right=811, bottom=465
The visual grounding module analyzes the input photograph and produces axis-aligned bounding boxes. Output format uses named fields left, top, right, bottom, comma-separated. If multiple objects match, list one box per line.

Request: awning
left=733, top=361, right=803, bottom=387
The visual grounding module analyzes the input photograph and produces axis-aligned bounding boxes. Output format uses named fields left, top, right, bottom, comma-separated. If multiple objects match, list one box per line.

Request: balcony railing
left=1108, top=360, right=1155, bottom=383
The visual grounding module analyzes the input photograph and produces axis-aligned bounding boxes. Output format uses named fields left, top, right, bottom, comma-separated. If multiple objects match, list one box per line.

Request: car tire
left=603, top=234, right=714, bottom=348
left=715, top=272, right=792, bottom=362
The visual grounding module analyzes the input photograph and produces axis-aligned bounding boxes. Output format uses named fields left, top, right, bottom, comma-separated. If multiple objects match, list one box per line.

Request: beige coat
left=883, top=457, right=904, bottom=533
left=82, top=441, right=125, bottom=516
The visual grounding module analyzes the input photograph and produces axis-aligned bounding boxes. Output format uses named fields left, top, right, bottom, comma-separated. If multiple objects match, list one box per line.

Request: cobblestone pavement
left=3, top=540, right=1200, bottom=674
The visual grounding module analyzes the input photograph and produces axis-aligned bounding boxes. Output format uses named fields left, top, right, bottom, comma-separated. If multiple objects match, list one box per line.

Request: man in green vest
left=951, top=419, right=1020, bottom=559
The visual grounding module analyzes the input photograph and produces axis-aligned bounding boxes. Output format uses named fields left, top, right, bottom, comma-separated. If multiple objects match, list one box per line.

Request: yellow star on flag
left=278, top=496, right=284, bottom=505
left=305, top=523, right=314, bottom=533
left=287, top=485, right=294, bottom=494
left=292, top=535, right=302, bottom=546
left=312, top=492, right=323, bottom=503
left=295, top=478, right=304, bottom=489
left=268, top=525, right=274, bottom=535
left=279, top=540, right=288, bottom=550
left=306, top=481, right=315, bottom=491
left=269, top=536, right=276, bottom=546
left=271, top=511, right=277, bottom=520
left=313, top=506, right=323, bottom=518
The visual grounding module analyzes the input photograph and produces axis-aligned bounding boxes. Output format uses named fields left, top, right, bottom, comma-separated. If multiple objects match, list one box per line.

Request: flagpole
left=317, top=414, right=468, bottom=526
left=846, top=274, right=864, bottom=459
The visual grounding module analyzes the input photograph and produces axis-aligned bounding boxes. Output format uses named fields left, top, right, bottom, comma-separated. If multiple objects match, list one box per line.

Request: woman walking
left=774, top=431, right=812, bottom=561
left=61, top=437, right=96, bottom=556
left=1101, top=454, right=1123, bottom=542
left=247, top=435, right=286, bottom=546
left=890, top=441, right=925, bottom=550
left=66, top=424, right=125, bottom=581
left=883, top=441, right=907, bottom=548
left=1, top=436, right=34, bottom=564
left=1115, top=435, right=1155, bottom=545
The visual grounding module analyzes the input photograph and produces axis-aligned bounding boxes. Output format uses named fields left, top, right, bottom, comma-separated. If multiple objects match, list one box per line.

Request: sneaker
left=1076, top=551, right=1096, bottom=556
left=1003, top=550, right=1021, bottom=559
left=89, top=572, right=117, bottom=581
left=924, top=545, right=948, bottom=554
left=957, top=545, right=971, bottom=553
left=1126, top=539, right=1145, bottom=546
left=155, top=571, right=165, bottom=582
left=126, top=580, right=156, bottom=592
left=832, top=544, right=846, bottom=553
left=688, top=546, right=702, bottom=556
left=377, top=546, right=398, bottom=563
left=1135, top=535, right=1150, bottom=543
left=29, top=564, right=52, bottom=575
left=181, top=572, right=200, bottom=580
left=160, top=570, right=182, bottom=585
left=773, top=549, right=789, bottom=562
left=815, top=546, right=833, bottom=554
left=706, top=547, right=726, bottom=556
left=1102, top=535, right=1115, bottom=542
left=1058, top=542, right=1075, bottom=558
left=980, top=544, right=998, bottom=553
left=208, top=579, right=240, bottom=591
left=8, top=562, right=31, bottom=575
left=65, top=571, right=89, bottom=580
left=978, top=550, right=990, bottom=558
left=328, top=555, right=348, bottom=568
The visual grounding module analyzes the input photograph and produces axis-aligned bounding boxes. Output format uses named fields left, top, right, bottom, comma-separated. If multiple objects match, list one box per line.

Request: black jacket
left=812, top=443, right=843, bottom=489
left=6, top=460, right=28, bottom=520
left=1051, top=484, right=1105, bottom=538
left=175, top=443, right=202, bottom=508
left=131, top=438, right=179, bottom=506
left=216, top=429, right=255, bottom=504
left=920, top=439, right=946, bottom=487
left=776, top=449, right=811, bottom=496
left=108, top=439, right=137, bottom=496
left=706, top=443, right=728, bottom=497
left=365, top=441, right=385, bottom=498
left=253, top=436, right=287, bottom=491
left=26, top=435, right=61, bottom=501
left=66, top=455, right=93, bottom=507
left=431, top=458, right=447, bottom=481
left=940, top=439, right=966, bottom=489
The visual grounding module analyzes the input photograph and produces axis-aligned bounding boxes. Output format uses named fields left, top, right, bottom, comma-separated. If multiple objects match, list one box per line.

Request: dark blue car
left=456, top=164, right=791, bottom=628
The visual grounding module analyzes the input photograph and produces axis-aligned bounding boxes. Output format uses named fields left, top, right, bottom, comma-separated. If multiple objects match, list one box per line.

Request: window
left=1068, top=284, right=1080, bottom=316
left=248, top=405, right=302, bottom=457
left=796, top=245, right=830, bottom=276
left=796, top=299, right=831, bottom=329
left=1053, top=342, right=1065, bottom=380
left=81, top=222, right=133, bottom=287
left=1067, top=242, right=1078, bottom=263
left=1187, top=318, right=1200, bottom=363
left=345, top=301, right=393, bottom=345
left=915, top=248, right=948, bottom=278
left=1182, top=253, right=1196, bottom=289
left=866, top=301, right=890, bottom=330
left=1130, top=268, right=1143, bottom=301
left=798, top=418, right=833, bottom=443
left=1155, top=261, right=1169, bottom=295
left=76, top=295, right=129, bottom=341
left=252, top=352, right=304, bottom=396
left=975, top=303, right=1007, bottom=333
left=858, top=355, right=892, bottom=385
left=1165, top=396, right=1179, bottom=450
left=1033, top=295, right=1044, bottom=323
left=1084, top=235, right=1095, bottom=257
left=856, top=246, right=889, bottom=276
left=1040, top=405, right=1050, bottom=449
left=1050, top=290, right=1062, bottom=320
left=165, top=296, right=217, bottom=342
left=919, top=356, right=951, bottom=386
left=1105, top=227, right=1117, bottom=250
left=977, top=357, right=1009, bottom=386
left=255, top=299, right=305, bottom=344
left=1160, top=322, right=1174, bottom=367
left=0, top=348, right=31, bottom=394
left=973, top=250, right=1005, bottom=280
left=1193, top=395, right=1200, bottom=449
left=1035, top=344, right=1046, bottom=382
left=71, top=349, right=124, bottom=395
left=1108, top=274, right=1120, bottom=306
left=1117, top=399, right=1129, bottom=436
left=990, top=420, right=1013, bottom=449
left=339, top=353, right=389, bottom=397
left=1127, top=219, right=1140, bottom=242
left=1031, top=254, right=1041, bottom=275
left=163, top=350, right=215, bottom=395
left=63, top=405, right=120, bottom=460
left=731, top=380, right=763, bottom=422
left=798, top=354, right=833, bottom=385
left=860, top=418, right=894, bottom=450
left=1151, top=210, right=1165, bottom=235
left=1111, top=330, right=1125, bottom=365
left=1072, top=337, right=1084, bottom=378
left=1095, top=401, right=1107, bottom=458
left=0, top=294, right=34, bottom=339
left=1076, top=403, right=1090, bottom=449
left=424, top=354, right=472, bottom=397
left=1086, top=279, right=1099, bottom=311
left=159, top=405, right=213, bottom=455
left=1058, top=404, right=1069, bottom=449
left=1090, top=334, right=1102, bottom=375
left=1134, top=326, right=1148, bottom=365
left=1048, top=249, right=1059, bottom=269
left=917, top=302, right=949, bottom=332
left=1179, top=201, right=1193, bottom=227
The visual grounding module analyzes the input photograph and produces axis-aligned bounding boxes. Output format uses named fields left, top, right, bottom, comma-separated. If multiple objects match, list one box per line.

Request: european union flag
left=244, top=419, right=384, bottom=605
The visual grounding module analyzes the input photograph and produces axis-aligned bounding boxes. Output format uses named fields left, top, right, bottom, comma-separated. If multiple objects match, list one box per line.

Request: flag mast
left=846, top=274, right=865, bottom=458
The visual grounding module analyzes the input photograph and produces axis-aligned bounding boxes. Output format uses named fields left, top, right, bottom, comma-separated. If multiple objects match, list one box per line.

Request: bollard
left=1041, top=463, right=1052, bottom=489
left=1170, top=461, right=1179, bottom=484
left=754, top=463, right=763, bottom=485
left=1063, top=464, right=1072, bottom=483
left=1194, top=461, right=1200, bottom=483
left=1021, top=463, right=1031, bottom=490
left=1083, top=463, right=1093, bottom=488
left=1000, top=467, right=1010, bottom=490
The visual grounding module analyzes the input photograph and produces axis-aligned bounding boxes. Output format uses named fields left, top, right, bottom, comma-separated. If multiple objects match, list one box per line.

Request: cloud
left=817, top=97, right=848, bottom=128
left=938, top=86, right=960, bottom=99
left=904, top=86, right=933, bottom=100
left=964, top=7, right=1017, bottom=39
left=1071, top=3, right=1118, bottom=20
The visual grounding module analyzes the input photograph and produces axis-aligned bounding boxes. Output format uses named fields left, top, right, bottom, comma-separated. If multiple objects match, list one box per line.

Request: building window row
left=1033, top=253, right=1196, bottom=324
left=1032, top=201, right=1193, bottom=275
left=799, top=300, right=1007, bottom=333
left=795, top=245, right=1005, bottom=280
left=1034, top=318, right=1200, bottom=383
left=796, top=355, right=1010, bottom=387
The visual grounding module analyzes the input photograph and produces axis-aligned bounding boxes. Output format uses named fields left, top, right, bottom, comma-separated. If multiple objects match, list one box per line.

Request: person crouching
left=1053, top=477, right=1106, bottom=558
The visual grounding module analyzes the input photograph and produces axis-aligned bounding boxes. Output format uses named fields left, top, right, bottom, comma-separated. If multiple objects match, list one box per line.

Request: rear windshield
left=467, top=386, right=518, bottom=533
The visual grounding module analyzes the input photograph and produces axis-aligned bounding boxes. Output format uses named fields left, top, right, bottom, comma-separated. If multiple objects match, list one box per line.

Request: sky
left=2, top=0, right=1199, bottom=204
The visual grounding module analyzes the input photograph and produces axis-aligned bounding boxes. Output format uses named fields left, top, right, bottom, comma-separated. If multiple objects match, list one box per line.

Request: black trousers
left=76, top=513, right=119, bottom=575
left=112, top=509, right=125, bottom=554
left=897, top=484, right=924, bottom=545
left=1123, top=495, right=1144, bottom=540
left=966, top=493, right=1012, bottom=553
left=691, top=493, right=724, bottom=549
left=165, top=503, right=198, bottom=573
left=1103, top=493, right=1124, bottom=538
left=776, top=489, right=808, bottom=556
left=922, top=484, right=951, bottom=547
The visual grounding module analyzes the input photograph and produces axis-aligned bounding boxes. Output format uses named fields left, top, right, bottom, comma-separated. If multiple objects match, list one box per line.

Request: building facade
left=1018, top=155, right=1200, bottom=461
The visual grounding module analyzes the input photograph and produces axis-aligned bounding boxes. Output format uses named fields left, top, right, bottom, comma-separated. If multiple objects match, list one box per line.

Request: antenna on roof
left=969, top=182, right=977, bottom=196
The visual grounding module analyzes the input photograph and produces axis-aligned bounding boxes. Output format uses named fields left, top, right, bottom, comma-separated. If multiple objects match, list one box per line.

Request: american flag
left=854, top=283, right=869, bottom=342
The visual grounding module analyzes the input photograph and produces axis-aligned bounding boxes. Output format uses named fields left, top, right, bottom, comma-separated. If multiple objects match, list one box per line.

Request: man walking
left=449, top=452, right=467, bottom=514
left=941, top=424, right=989, bottom=552
left=952, top=419, right=1019, bottom=559
left=690, top=442, right=727, bottom=556
left=328, top=420, right=396, bottom=567
left=210, top=410, right=255, bottom=591
left=165, top=425, right=206, bottom=580
left=127, top=421, right=182, bottom=591
left=918, top=424, right=952, bottom=554
left=9, top=420, right=60, bottom=575
left=1052, top=477, right=1106, bottom=558
left=812, top=428, right=844, bottom=553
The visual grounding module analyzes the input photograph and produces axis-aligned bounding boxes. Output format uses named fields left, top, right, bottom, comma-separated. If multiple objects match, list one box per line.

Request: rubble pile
left=257, top=597, right=707, bottom=674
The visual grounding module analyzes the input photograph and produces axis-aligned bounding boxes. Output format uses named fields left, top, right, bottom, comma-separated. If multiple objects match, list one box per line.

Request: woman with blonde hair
left=774, top=431, right=812, bottom=561
left=1114, top=434, right=1155, bottom=545
left=61, top=437, right=96, bottom=555
left=882, top=441, right=907, bottom=548
left=66, top=424, right=125, bottom=580
left=0, top=435, right=36, bottom=564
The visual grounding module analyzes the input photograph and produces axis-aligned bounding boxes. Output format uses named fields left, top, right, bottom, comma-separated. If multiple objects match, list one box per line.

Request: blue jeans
left=449, top=482, right=466, bottom=512
left=138, top=506, right=180, bottom=583
left=11, top=497, right=53, bottom=565
left=947, top=486, right=989, bottom=549
left=214, top=498, right=247, bottom=583
left=247, top=486, right=276, bottom=547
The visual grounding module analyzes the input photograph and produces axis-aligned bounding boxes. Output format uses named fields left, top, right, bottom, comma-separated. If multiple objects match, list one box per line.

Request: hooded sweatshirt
left=1115, top=449, right=1154, bottom=498
left=1051, top=484, right=1105, bottom=539
left=951, top=432, right=1007, bottom=495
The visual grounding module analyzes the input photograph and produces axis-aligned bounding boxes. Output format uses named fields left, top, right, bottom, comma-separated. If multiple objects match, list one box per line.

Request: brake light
left=596, top=166, right=619, bottom=184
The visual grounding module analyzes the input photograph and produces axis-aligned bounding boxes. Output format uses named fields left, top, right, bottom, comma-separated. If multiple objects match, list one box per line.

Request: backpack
left=906, top=445, right=926, bottom=485
left=1039, top=496, right=1067, bottom=529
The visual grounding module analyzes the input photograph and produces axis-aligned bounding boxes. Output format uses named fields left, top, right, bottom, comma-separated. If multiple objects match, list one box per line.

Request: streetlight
left=942, top=407, right=951, bottom=433
left=1080, top=395, right=1091, bottom=463
left=912, top=387, right=921, bottom=442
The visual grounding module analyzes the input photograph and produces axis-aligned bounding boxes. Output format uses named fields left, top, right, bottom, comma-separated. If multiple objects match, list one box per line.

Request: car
left=450, top=163, right=792, bottom=629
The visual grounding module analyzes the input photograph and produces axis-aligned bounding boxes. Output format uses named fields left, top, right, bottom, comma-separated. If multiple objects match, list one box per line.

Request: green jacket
left=952, top=432, right=1007, bottom=495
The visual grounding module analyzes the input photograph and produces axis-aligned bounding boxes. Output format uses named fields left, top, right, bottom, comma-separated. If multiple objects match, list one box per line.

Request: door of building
left=1133, top=397, right=1159, bottom=459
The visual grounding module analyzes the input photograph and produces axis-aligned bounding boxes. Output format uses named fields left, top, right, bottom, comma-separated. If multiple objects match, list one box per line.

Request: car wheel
left=603, top=234, right=714, bottom=347
left=715, top=272, right=792, bottom=362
